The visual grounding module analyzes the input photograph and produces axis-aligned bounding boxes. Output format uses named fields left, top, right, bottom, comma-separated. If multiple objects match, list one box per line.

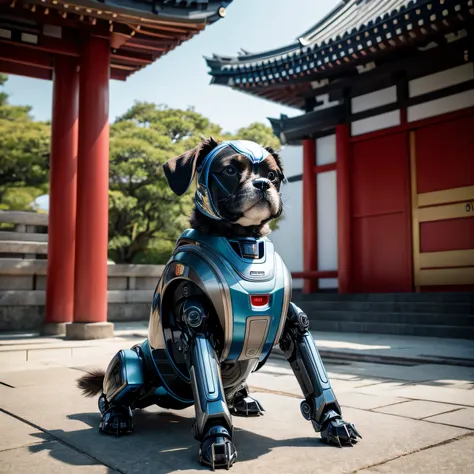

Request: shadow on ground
left=29, top=410, right=323, bottom=473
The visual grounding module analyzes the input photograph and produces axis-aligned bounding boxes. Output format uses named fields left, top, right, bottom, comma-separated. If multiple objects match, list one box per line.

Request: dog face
left=164, top=138, right=284, bottom=228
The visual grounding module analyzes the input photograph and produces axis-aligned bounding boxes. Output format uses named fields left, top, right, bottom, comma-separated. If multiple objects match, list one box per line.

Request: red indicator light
left=251, top=295, right=269, bottom=306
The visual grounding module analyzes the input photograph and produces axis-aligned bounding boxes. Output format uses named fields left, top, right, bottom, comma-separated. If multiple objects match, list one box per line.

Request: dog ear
left=265, top=146, right=286, bottom=181
left=163, top=137, right=219, bottom=196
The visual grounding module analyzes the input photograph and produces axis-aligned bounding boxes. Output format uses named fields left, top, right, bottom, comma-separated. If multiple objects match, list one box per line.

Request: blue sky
left=4, top=0, right=339, bottom=134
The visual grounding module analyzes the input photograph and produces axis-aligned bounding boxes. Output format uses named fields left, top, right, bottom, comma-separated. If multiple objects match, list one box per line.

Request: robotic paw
left=99, top=405, right=133, bottom=437
left=199, top=426, right=237, bottom=471
left=231, top=394, right=264, bottom=417
left=321, top=418, right=362, bottom=447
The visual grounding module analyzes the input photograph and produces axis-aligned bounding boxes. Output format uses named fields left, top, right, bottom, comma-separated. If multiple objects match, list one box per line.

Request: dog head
left=163, top=137, right=284, bottom=232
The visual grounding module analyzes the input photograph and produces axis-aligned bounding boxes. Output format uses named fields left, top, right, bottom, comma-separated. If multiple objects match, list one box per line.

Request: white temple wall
left=270, top=145, right=304, bottom=289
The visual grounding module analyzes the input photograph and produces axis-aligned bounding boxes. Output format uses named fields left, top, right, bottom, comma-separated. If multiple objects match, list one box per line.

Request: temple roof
left=205, top=0, right=473, bottom=108
left=0, top=0, right=232, bottom=81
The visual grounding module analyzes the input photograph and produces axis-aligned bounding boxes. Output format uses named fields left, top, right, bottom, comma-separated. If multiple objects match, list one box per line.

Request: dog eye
left=267, top=171, right=277, bottom=181
left=224, top=166, right=236, bottom=176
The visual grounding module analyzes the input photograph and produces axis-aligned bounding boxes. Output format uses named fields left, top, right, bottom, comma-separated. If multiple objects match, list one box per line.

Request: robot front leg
left=279, top=303, right=362, bottom=447
left=188, top=334, right=237, bottom=470
left=99, top=348, right=145, bottom=436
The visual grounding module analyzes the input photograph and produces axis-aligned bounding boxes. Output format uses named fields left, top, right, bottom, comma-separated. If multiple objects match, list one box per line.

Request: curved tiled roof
left=206, top=0, right=473, bottom=94
left=0, top=0, right=233, bottom=81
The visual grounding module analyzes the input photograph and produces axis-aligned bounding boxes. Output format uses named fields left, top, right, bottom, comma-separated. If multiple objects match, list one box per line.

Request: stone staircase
left=293, top=291, right=474, bottom=340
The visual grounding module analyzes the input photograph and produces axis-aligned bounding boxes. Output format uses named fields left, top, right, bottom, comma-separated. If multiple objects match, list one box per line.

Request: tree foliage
left=0, top=74, right=50, bottom=211
left=0, top=75, right=281, bottom=263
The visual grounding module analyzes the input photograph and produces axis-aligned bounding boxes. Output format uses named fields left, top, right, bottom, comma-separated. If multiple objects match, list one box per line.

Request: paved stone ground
left=0, top=328, right=473, bottom=473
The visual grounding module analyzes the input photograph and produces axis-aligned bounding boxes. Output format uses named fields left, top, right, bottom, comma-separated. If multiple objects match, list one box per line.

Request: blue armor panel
left=146, top=228, right=292, bottom=406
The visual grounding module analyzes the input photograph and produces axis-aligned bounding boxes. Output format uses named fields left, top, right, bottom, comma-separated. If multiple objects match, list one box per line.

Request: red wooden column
left=43, top=57, right=79, bottom=335
left=336, top=124, right=352, bottom=294
left=302, top=139, right=318, bottom=294
left=66, top=35, right=113, bottom=340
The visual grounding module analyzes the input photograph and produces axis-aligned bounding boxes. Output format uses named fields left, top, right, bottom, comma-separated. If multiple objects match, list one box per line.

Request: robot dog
left=77, top=139, right=361, bottom=470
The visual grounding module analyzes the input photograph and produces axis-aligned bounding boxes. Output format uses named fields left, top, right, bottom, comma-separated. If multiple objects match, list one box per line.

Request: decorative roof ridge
left=205, top=0, right=470, bottom=89
left=207, top=0, right=430, bottom=67
left=205, top=41, right=301, bottom=65
left=297, top=0, right=351, bottom=46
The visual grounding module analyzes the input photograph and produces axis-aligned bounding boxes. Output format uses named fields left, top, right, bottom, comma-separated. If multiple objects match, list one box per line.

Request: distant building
left=207, top=0, right=474, bottom=294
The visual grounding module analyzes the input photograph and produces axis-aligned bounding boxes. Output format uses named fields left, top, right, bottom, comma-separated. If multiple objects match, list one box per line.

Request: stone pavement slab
left=373, top=400, right=462, bottom=419
left=308, top=332, right=474, bottom=364
left=356, top=434, right=474, bottom=473
left=357, top=383, right=474, bottom=407
left=1, top=324, right=473, bottom=367
left=0, top=374, right=470, bottom=474
left=424, top=407, right=474, bottom=430
left=0, top=328, right=473, bottom=473
left=0, top=411, right=53, bottom=452
left=0, top=443, right=112, bottom=473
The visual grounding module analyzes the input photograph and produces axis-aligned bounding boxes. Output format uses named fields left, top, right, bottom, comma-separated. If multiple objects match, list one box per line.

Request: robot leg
left=99, top=348, right=145, bottom=436
left=229, top=383, right=264, bottom=417
left=223, top=362, right=264, bottom=417
left=183, top=299, right=237, bottom=470
left=279, top=303, right=362, bottom=447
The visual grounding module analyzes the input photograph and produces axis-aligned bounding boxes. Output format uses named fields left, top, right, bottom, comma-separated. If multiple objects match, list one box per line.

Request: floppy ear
left=163, top=137, right=219, bottom=196
left=265, top=146, right=286, bottom=181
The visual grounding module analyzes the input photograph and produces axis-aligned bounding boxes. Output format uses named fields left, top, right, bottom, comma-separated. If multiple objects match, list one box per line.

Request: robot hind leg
left=99, top=348, right=145, bottom=436
left=222, top=361, right=265, bottom=417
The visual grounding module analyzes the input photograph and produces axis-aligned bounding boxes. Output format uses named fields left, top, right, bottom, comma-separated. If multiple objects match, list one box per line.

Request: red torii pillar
left=43, top=57, right=78, bottom=335
left=302, top=139, right=318, bottom=294
left=336, top=124, right=352, bottom=294
left=66, top=35, right=113, bottom=340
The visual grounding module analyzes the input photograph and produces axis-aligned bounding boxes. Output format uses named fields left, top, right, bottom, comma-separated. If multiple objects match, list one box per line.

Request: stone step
left=0, top=289, right=154, bottom=306
left=292, top=291, right=474, bottom=303
left=306, top=310, right=473, bottom=326
left=298, top=300, right=474, bottom=314
left=0, top=240, right=48, bottom=255
left=310, top=320, right=474, bottom=339
left=0, top=259, right=163, bottom=277
left=0, top=210, right=48, bottom=226
left=0, top=231, right=48, bottom=242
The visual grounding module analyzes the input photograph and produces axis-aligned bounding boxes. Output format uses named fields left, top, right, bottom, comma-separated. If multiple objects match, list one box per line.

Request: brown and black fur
left=164, top=137, right=284, bottom=238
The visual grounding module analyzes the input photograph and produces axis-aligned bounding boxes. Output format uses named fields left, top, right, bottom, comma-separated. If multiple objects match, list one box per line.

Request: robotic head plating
left=195, top=140, right=271, bottom=221
left=163, top=139, right=285, bottom=228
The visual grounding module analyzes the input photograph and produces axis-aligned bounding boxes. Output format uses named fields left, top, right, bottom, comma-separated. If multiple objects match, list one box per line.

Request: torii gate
left=0, top=0, right=232, bottom=339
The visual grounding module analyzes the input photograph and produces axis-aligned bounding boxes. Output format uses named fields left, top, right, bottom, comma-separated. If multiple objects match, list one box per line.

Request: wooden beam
left=0, top=43, right=52, bottom=69
left=130, top=37, right=179, bottom=49
left=0, top=37, right=79, bottom=57
left=111, top=63, right=138, bottom=71
left=111, top=52, right=153, bottom=66
left=0, top=59, right=52, bottom=79
left=121, top=42, right=167, bottom=53
left=300, top=37, right=470, bottom=100
left=110, top=69, right=128, bottom=81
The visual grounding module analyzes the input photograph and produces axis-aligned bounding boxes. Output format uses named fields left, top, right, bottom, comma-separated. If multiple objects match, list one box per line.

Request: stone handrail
left=0, top=211, right=49, bottom=227
left=0, top=211, right=167, bottom=330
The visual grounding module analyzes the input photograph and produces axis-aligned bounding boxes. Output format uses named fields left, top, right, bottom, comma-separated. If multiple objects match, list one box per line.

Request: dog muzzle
left=195, top=140, right=270, bottom=221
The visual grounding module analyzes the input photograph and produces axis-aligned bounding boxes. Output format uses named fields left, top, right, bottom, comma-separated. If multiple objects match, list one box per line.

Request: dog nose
left=253, top=178, right=271, bottom=192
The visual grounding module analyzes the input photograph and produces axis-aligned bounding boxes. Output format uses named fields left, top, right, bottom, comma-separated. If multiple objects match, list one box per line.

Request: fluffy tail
left=77, top=369, right=106, bottom=398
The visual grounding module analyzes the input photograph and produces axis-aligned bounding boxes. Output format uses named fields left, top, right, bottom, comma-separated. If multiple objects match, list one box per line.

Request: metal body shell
left=145, top=229, right=292, bottom=409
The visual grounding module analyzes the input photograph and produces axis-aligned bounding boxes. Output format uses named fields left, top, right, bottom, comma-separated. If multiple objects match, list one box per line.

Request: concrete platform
left=0, top=328, right=473, bottom=473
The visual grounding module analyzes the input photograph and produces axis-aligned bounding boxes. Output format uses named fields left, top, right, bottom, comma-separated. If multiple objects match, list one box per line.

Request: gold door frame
left=409, top=131, right=474, bottom=290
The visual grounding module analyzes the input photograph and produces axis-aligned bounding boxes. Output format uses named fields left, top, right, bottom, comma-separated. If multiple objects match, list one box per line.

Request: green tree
left=0, top=75, right=50, bottom=211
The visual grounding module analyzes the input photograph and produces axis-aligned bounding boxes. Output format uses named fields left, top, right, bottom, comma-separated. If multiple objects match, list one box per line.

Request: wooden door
left=410, top=113, right=474, bottom=291
left=351, top=132, right=412, bottom=292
